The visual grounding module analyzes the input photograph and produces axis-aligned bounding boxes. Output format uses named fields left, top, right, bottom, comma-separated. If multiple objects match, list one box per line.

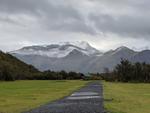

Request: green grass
left=0, top=80, right=89, bottom=113
left=103, top=81, right=150, bottom=113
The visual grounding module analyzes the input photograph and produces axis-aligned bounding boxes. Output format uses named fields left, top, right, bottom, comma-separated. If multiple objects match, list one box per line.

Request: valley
left=1, top=0, right=150, bottom=113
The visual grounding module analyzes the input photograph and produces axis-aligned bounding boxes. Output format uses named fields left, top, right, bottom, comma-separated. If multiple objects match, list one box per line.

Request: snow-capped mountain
left=10, top=42, right=150, bottom=73
left=11, top=41, right=102, bottom=58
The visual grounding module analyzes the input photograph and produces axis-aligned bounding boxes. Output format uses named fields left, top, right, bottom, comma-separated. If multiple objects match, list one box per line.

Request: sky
left=0, top=0, right=150, bottom=52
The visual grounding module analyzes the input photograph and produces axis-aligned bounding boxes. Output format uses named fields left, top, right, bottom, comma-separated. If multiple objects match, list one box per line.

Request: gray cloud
left=0, top=0, right=150, bottom=51
left=87, top=0, right=150, bottom=38
left=0, top=0, right=95, bottom=34
left=0, top=0, right=47, bottom=15
left=1, top=0, right=150, bottom=37
left=89, top=14, right=150, bottom=38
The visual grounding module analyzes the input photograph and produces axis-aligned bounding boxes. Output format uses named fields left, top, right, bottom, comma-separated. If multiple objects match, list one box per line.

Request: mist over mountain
left=10, top=41, right=150, bottom=73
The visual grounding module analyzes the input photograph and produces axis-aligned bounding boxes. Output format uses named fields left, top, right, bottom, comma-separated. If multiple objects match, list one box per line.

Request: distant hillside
left=10, top=41, right=150, bottom=73
left=0, top=51, right=85, bottom=81
left=0, top=51, right=39, bottom=81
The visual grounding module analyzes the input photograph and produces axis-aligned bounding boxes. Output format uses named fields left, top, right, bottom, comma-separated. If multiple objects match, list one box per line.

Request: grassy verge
left=0, top=80, right=89, bottom=113
left=103, top=81, right=150, bottom=113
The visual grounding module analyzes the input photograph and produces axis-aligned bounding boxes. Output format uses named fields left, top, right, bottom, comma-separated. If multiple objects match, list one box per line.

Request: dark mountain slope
left=0, top=51, right=39, bottom=80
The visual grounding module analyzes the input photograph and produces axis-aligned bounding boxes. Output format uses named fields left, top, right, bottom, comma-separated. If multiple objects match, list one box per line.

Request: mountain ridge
left=10, top=41, right=150, bottom=73
left=11, top=41, right=102, bottom=58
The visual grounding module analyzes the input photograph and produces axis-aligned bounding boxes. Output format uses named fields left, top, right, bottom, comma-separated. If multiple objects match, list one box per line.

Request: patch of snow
left=11, top=41, right=102, bottom=58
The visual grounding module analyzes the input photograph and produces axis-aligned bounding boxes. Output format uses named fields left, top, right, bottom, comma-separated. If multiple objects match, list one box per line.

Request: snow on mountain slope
left=10, top=44, right=150, bottom=73
left=58, top=41, right=90, bottom=49
left=11, top=41, right=102, bottom=58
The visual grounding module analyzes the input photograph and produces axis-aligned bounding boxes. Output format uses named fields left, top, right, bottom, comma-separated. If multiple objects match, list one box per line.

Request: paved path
left=25, top=82, right=104, bottom=113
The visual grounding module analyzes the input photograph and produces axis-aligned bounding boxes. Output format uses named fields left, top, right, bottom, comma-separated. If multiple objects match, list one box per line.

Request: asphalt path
left=24, top=82, right=104, bottom=113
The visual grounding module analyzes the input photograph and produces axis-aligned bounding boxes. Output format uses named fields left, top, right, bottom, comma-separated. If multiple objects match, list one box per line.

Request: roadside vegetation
left=0, top=80, right=89, bottom=113
left=103, top=81, right=150, bottom=113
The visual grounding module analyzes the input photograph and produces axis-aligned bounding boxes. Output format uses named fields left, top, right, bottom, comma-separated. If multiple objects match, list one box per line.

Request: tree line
left=28, top=71, right=84, bottom=80
left=102, top=59, right=150, bottom=83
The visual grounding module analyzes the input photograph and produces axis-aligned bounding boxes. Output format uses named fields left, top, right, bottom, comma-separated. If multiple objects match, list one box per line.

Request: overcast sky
left=0, top=0, right=150, bottom=52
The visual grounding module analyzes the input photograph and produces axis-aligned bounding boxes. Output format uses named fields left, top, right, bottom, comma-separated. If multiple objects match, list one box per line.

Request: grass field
left=103, top=81, right=150, bottom=113
left=0, top=80, right=89, bottom=113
